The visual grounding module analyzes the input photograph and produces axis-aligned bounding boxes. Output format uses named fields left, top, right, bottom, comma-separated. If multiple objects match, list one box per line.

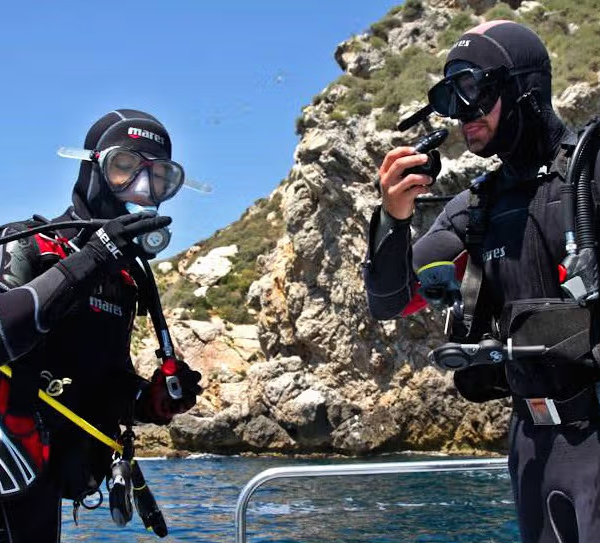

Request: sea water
left=61, top=454, right=519, bottom=543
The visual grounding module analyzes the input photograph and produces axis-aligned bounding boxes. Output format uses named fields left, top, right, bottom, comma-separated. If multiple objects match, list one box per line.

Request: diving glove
left=136, top=360, right=202, bottom=425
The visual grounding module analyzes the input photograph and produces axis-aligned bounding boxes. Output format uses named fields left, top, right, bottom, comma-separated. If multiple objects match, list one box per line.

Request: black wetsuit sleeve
left=363, top=191, right=469, bottom=320
left=412, top=190, right=470, bottom=270
left=363, top=206, right=415, bottom=320
left=0, top=226, right=106, bottom=363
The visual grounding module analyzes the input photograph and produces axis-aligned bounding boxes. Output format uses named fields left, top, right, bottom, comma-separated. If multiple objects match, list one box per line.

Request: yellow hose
left=0, top=365, right=123, bottom=455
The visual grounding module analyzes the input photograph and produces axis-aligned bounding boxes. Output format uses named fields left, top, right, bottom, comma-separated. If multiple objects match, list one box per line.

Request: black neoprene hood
left=72, top=109, right=172, bottom=219
left=445, top=20, right=551, bottom=78
left=443, top=20, right=556, bottom=161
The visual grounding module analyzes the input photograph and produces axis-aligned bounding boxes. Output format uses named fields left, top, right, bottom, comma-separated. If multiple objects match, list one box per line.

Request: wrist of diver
left=380, top=206, right=413, bottom=225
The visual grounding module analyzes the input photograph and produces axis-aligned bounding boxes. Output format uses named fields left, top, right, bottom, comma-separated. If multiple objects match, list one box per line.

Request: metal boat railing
left=234, top=457, right=509, bottom=543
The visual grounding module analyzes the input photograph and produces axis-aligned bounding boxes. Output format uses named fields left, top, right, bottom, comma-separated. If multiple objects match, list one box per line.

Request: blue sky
left=0, top=1, right=399, bottom=258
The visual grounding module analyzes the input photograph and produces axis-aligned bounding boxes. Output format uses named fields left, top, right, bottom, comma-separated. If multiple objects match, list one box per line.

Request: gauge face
left=146, top=231, right=165, bottom=248
left=140, top=228, right=171, bottom=253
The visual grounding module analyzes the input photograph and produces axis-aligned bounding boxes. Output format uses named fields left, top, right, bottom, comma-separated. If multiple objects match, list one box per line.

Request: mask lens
left=428, top=68, right=493, bottom=118
left=428, top=80, right=454, bottom=116
left=104, top=150, right=142, bottom=189
left=150, top=161, right=184, bottom=202
left=476, top=86, right=500, bottom=115
left=455, top=71, right=480, bottom=103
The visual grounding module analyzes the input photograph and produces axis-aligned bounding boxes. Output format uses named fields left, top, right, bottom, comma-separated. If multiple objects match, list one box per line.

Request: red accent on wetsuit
left=33, top=234, right=68, bottom=258
left=120, top=269, right=136, bottom=286
left=0, top=376, right=49, bottom=471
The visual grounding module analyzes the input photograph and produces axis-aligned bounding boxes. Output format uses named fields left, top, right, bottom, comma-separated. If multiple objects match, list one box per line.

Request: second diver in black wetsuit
left=0, top=109, right=201, bottom=542
left=364, top=21, right=600, bottom=543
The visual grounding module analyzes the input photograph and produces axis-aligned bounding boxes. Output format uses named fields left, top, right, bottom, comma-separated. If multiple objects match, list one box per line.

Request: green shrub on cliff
left=438, top=11, right=475, bottom=48
left=519, top=0, right=600, bottom=93
left=403, top=0, right=424, bottom=22
left=372, top=47, right=443, bottom=110
left=161, top=192, right=284, bottom=324
left=485, top=2, right=517, bottom=22
left=330, top=45, right=442, bottom=123
left=369, top=9, right=403, bottom=42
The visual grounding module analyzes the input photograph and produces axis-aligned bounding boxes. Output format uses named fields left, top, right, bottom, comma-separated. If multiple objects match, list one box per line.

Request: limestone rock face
left=133, top=424, right=176, bottom=458
left=184, top=245, right=238, bottom=287
left=133, top=0, right=596, bottom=457
left=555, top=80, right=600, bottom=128
left=334, top=37, right=386, bottom=78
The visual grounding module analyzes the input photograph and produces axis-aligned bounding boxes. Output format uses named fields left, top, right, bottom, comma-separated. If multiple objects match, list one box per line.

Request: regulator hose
left=566, top=119, right=600, bottom=249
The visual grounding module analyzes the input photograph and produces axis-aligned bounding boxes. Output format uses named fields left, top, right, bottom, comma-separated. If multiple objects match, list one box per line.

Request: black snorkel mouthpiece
left=402, top=128, right=449, bottom=184
left=374, top=128, right=448, bottom=194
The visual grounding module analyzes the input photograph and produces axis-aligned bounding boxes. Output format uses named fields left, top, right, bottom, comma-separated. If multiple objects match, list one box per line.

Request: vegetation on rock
left=159, top=193, right=284, bottom=324
left=318, top=0, right=600, bottom=130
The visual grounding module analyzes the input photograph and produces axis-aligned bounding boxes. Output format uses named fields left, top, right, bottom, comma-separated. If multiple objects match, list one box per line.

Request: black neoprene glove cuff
left=55, top=245, right=105, bottom=284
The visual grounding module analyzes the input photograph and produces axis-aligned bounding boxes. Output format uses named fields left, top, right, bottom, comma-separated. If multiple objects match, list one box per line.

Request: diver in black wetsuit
left=0, top=109, right=201, bottom=542
left=364, top=21, right=600, bottom=543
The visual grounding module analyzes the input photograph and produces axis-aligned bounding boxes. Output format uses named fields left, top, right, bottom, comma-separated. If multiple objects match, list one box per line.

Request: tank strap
left=449, top=171, right=497, bottom=342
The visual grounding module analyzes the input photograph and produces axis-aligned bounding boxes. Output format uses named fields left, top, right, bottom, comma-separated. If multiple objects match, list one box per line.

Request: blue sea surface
left=61, top=454, right=519, bottom=543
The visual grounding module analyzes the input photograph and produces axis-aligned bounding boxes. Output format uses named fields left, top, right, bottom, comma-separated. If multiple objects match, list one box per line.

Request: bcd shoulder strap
left=449, top=170, right=498, bottom=342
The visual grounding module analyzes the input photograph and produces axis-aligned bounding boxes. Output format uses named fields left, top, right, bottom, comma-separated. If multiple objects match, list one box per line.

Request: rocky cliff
left=132, top=0, right=600, bottom=456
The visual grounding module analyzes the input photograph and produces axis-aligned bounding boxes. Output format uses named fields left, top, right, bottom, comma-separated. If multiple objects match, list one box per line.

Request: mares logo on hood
left=128, top=127, right=165, bottom=146
left=452, top=39, right=471, bottom=49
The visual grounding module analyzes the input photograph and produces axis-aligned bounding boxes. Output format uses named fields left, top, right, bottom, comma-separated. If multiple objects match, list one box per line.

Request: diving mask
left=428, top=63, right=509, bottom=120
left=57, top=146, right=185, bottom=205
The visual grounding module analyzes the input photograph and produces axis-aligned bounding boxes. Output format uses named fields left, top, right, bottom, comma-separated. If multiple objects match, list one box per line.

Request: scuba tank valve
left=559, top=117, right=600, bottom=304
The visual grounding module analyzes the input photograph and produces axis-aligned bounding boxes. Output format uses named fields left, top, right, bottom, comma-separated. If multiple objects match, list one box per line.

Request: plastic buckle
left=525, top=398, right=562, bottom=425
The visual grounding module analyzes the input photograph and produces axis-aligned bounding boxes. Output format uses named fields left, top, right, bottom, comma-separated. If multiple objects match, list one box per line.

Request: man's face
left=461, top=98, right=501, bottom=154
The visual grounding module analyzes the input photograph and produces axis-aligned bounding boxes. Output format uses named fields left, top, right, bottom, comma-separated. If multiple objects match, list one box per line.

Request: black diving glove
left=136, top=360, right=202, bottom=425
left=57, top=212, right=172, bottom=282
left=84, top=212, right=172, bottom=266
